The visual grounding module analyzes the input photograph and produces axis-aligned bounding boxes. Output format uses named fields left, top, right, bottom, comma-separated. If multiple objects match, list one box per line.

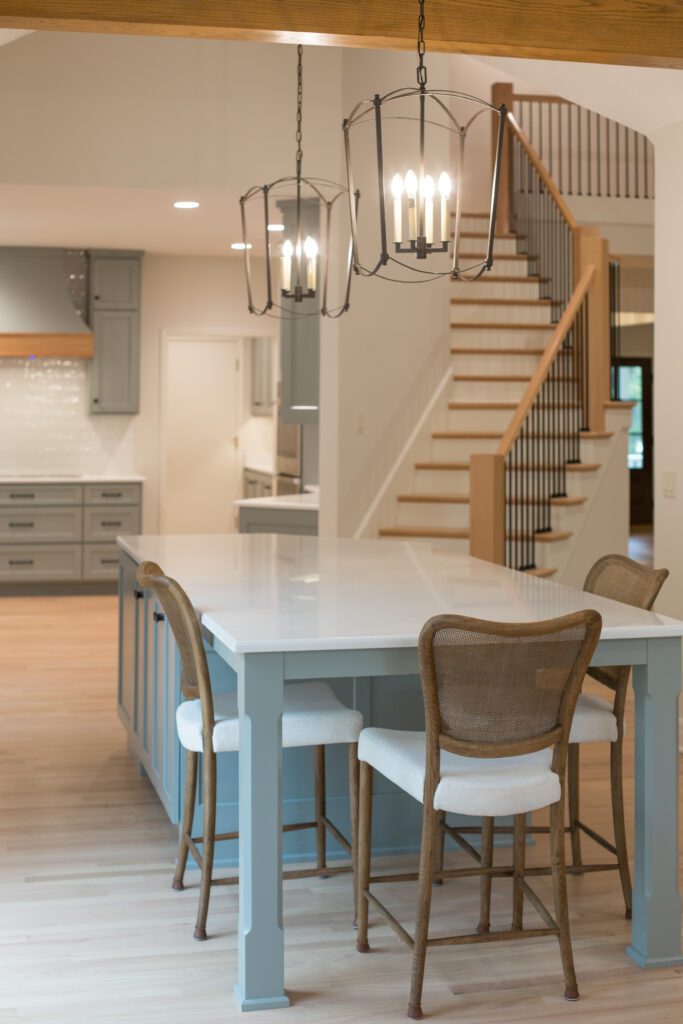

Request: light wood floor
left=2, top=595, right=683, bottom=1023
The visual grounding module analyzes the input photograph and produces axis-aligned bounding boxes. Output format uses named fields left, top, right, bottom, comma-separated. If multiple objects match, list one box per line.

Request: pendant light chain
left=416, top=0, right=427, bottom=90
left=295, top=44, right=304, bottom=178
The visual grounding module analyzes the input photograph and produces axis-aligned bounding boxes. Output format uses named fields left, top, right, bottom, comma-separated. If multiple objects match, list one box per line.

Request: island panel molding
left=1, top=1, right=683, bottom=69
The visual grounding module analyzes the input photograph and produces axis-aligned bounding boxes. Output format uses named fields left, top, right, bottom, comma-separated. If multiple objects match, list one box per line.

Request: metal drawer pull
left=101, top=558, right=118, bottom=565
left=101, top=491, right=123, bottom=498
left=101, top=520, right=122, bottom=527
left=153, top=610, right=165, bottom=623
left=9, top=558, right=34, bottom=566
left=9, top=521, right=34, bottom=528
left=134, top=588, right=144, bottom=600
left=9, top=492, right=34, bottom=499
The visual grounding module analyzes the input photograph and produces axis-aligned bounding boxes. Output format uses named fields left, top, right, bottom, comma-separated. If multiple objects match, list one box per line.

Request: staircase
left=369, top=103, right=633, bottom=581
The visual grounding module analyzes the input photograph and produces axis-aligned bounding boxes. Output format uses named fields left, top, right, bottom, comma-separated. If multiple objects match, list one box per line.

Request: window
left=618, top=364, right=644, bottom=470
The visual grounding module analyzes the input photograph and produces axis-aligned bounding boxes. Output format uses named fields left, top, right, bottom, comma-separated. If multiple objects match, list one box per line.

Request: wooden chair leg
left=432, top=811, right=446, bottom=885
left=567, top=744, right=582, bottom=868
left=315, top=745, right=327, bottom=876
left=512, top=813, right=526, bottom=930
left=477, top=816, right=494, bottom=934
left=549, top=798, right=579, bottom=1001
left=610, top=737, right=633, bottom=919
left=194, top=750, right=216, bottom=941
left=348, top=742, right=360, bottom=925
left=356, top=760, right=373, bottom=953
left=408, top=803, right=439, bottom=1021
left=173, top=749, right=198, bottom=891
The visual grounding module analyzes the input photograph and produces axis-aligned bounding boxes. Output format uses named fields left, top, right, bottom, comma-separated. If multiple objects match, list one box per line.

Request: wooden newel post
left=491, top=82, right=514, bottom=235
left=469, top=453, right=505, bottom=565
left=574, top=226, right=610, bottom=434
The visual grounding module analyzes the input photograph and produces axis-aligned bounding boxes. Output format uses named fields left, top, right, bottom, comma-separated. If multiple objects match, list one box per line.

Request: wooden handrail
left=497, top=265, right=595, bottom=457
left=514, top=94, right=568, bottom=105
left=506, top=112, right=579, bottom=233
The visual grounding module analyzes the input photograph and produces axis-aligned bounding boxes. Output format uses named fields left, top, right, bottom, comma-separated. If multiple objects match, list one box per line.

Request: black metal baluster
left=558, top=101, right=564, bottom=193
left=625, top=126, right=630, bottom=197
left=597, top=115, right=602, bottom=196
left=606, top=118, right=611, bottom=197
left=644, top=136, right=650, bottom=200
left=587, top=109, right=592, bottom=196
left=577, top=105, right=582, bottom=195
left=616, top=121, right=621, bottom=197
left=635, top=130, right=640, bottom=198
left=568, top=104, right=574, bottom=194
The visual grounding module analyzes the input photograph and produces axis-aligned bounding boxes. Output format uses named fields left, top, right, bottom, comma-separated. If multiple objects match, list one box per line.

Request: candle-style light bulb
left=438, top=171, right=452, bottom=243
left=303, top=235, right=318, bottom=292
left=281, top=238, right=294, bottom=293
left=390, top=173, right=404, bottom=244
left=404, top=169, right=418, bottom=241
left=422, top=174, right=435, bottom=245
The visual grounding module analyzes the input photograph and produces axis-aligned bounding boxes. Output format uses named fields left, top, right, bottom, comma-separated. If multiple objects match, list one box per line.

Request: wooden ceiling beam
left=0, top=1, right=682, bottom=69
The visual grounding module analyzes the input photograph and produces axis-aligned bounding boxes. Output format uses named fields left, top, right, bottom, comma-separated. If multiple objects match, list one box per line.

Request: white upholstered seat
left=177, top=681, right=363, bottom=753
left=569, top=691, right=618, bottom=744
left=358, top=727, right=560, bottom=818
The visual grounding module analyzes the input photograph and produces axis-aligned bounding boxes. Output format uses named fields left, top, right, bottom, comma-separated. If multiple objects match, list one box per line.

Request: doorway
left=159, top=333, right=241, bottom=534
left=618, top=357, right=653, bottom=525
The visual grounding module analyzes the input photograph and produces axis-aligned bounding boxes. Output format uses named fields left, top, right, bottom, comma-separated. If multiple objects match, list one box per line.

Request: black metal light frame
left=239, top=45, right=358, bottom=320
left=342, top=0, right=507, bottom=284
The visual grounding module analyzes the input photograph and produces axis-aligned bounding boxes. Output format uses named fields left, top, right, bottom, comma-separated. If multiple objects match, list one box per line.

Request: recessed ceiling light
left=267, top=224, right=285, bottom=232
left=230, top=242, right=252, bottom=251
left=174, top=200, right=199, bottom=209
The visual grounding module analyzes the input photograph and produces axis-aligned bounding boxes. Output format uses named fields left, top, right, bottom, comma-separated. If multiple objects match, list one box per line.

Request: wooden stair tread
left=460, top=252, right=528, bottom=261
left=379, top=526, right=470, bottom=539
left=508, top=530, right=572, bottom=542
left=415, top=461, right=470, bottom=470
left=451, top=322, right=553, bottom=330
left=524, top=567, right=558, bottom=578
left=451, top=297, right=552, bottom=306
left=451, top=347, right=546, bottom=356
left=449, top=401, right=517, bottom=409
left=460, top=231, right=523, bottom=239
left=452, top=275, right=545, bottom=284
left=452, top=374, right=531, bottom=382
left=508, top=462, right=601, bottom=472
left=433, top=431, right=502, bottom=439
left=398, top=493, right=469, bottom=504
left=508, top=496, right=587, bottom=507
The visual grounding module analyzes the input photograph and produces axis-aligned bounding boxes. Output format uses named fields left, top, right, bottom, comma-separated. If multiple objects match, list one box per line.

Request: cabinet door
left=91, top=310, right=140, bottom=414
left=91, top=257, right=140, bottom=310
left=280, top=312, right=319, bottom=425
left=251, top=337, right=273, bottom=416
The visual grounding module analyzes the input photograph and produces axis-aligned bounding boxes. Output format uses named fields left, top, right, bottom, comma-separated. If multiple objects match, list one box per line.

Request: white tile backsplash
left=0, top=358, right=136, bottom=475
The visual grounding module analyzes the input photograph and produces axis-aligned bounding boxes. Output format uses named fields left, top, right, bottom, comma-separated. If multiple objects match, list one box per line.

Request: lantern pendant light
left=343, top=0, right=507, bottom=283
left=239, top=45, right=358, bottom=319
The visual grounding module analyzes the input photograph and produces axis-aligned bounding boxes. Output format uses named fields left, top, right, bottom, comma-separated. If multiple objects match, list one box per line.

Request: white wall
left=652, top=121, right=683, bottom=617
left=136, top=254, right=277, bottom=533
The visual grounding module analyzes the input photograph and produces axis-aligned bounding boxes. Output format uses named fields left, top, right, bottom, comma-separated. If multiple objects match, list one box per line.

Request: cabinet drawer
left=0, top=483, right=82, bottom=507
left=83, top=505, right=140, bottom=542
left=83, top=543, right=120, bottom=580
left=84, top=483, right=141, bottom=506
left=0, top=507, right=83, bottom=543
left=0, top=544, right=82, bottom=581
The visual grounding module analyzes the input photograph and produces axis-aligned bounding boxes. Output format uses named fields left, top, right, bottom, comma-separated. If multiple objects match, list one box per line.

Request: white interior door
left=160, top=334, right=240, bottom=534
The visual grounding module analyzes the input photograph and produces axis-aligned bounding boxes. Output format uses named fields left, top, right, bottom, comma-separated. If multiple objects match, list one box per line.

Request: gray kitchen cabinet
left=251, top=337, right=274, bottom=416
left=243, top=468, right=274, bottom=499
left=89, top=251, right=142, bottom=415
left=90, top=310, right=139, bottom=414
left=238, top=505, right=318, bottom=536
left=91, top=255, right=140, bottom=310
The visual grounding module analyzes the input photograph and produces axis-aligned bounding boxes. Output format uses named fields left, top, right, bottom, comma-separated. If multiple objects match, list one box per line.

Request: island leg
left=234, top=651, right=290, bottom=1011
left=627, top=635, right=683, bottom=968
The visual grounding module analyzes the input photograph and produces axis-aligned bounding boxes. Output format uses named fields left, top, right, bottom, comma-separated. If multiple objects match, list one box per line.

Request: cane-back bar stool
left=355, top=610, right=602, bottom=1020
left=137, top=561, right=362, bottom=941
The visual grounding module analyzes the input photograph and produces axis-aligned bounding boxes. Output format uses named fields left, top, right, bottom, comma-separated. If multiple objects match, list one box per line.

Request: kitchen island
left=117, top=532, right=683, bottom=1011
left=235, top=490, right=318, bottom=535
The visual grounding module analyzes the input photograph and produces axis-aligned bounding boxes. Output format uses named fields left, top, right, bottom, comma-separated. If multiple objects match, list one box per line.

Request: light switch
left=663, top=471, right=677, bottom=498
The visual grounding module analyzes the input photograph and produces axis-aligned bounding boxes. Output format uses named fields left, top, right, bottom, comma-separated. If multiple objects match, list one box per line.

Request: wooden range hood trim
left=0, top=333, right=94, bottom=358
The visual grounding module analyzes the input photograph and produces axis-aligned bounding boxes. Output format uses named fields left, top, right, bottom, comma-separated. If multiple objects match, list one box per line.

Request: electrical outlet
left=663, top=471, right=677, bottom=498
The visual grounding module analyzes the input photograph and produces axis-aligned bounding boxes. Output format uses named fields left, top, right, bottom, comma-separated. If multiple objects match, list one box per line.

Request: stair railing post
left=469, top=453, right=506, bottom=565
left=574, top=225, right=610, bottom=433
left=492, top=83, right=514, bottom=235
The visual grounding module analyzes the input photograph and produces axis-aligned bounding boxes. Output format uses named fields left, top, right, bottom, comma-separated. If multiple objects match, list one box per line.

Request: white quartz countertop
left=0, top=474, right=145, bottom=483
left=235, top=492, right=319, bottom=512
left=117, top=533, right=683, bottom=654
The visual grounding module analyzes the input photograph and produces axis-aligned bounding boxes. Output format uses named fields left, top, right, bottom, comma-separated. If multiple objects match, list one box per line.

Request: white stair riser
left=447, top=406, right=514, bottom=431
left=450, top=353, right=543, bottom=375
left=506, top=534, right=574, bottom=571
left=451, top=327, right=553, bottom=347
left=505, top=501, right=585, bottom=535
left=460, top=216, right=490, bottom=232
left=452, top=280, right=542, bottom=300
left=451, top=303, right=553, bottom=325
left=461, top=236, right=519, bottom=256
left=414, top=468, right=470, bottom=492
left=467, top=257, right=530, bottom=276
left=450, top=379, right=529, bottom=402
left=431, top=436, right=501, bottom=459
left=396, top=501, right=470, bottom=529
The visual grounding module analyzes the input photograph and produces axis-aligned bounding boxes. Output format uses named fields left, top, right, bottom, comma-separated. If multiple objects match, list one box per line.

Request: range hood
left=0, top=248, right=93, bottom=358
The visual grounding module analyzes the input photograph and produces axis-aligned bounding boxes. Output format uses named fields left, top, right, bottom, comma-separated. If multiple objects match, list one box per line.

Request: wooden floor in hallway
left=2, top=594, right=683, bottom=1024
